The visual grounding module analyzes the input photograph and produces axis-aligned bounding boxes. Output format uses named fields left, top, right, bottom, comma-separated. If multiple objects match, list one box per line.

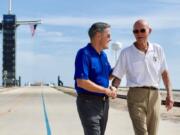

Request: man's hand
left=161, top=70, right=174, bottom=111
left=166, top=94, right=174, bottom=111
left=110, top=86, right=117, bottom=99
left=104, top=87, right=117, bottom=99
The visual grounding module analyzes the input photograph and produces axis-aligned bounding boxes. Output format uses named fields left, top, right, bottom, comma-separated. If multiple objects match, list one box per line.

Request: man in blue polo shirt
left=74, top=22, right=117, bottom=135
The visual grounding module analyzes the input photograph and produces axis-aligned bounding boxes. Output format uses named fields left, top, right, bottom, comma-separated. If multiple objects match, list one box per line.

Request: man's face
left=133, top=22, right=150, bottom=43
left=99, top=28, right=111, bottom=49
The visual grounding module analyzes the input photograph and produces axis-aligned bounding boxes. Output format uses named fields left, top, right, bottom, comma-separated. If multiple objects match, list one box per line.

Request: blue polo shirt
left=74, top=43, right=112, bottom=96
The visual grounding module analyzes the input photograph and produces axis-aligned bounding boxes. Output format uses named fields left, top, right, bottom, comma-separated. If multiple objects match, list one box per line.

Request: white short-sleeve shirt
left=112, top=42, right=168, bottom=88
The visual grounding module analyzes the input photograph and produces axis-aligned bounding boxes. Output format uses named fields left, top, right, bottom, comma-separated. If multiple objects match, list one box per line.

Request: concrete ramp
left=0, top=86, right=179, bottom=135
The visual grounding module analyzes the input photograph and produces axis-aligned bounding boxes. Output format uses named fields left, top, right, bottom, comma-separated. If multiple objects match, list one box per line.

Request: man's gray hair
left=88, top=22, right=110, bottom=39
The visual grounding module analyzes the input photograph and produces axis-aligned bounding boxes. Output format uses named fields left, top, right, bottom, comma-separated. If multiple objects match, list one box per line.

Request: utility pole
left=0, top=0, right=41, bottom=87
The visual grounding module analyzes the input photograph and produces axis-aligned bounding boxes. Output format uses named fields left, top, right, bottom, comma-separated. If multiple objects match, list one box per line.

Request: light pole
left=111, top=41, right=122, bottom=65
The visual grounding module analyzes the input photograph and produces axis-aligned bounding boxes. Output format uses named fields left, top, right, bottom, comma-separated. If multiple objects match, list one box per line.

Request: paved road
left=0, top=86, right=179, bottom=135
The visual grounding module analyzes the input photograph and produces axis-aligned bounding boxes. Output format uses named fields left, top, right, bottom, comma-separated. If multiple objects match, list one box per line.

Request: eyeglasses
left=133, top=28, right=146, bottom=34
left=107, top=34, right=111, bottom=38
left=102, top=33, right=111, bottom=38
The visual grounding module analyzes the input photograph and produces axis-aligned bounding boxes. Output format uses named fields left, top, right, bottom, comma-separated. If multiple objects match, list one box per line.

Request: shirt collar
left=147, top=42, right=153, bottom=52
left=133, top=42, right=154, bottom=54
left=87, top=43, right=103, bottom=56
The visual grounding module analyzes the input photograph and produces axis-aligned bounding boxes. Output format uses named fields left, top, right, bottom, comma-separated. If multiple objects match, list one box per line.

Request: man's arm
left=162, top=70, right=174, bottom=111
left=76, top=79, right=116, bottom=98
left=109, top=74, right=114, bottom=80
left=109, top=77, right=121, bottom=99
left=111, top=77, right=121, bottom=88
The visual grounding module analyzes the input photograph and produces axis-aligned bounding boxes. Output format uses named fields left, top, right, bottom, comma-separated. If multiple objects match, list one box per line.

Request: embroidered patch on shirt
left=153, top=56, right=158, bottom=62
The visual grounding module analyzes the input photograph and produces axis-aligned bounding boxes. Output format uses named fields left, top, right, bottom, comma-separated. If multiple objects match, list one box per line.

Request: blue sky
left=0, top=0, right=180, bottom=89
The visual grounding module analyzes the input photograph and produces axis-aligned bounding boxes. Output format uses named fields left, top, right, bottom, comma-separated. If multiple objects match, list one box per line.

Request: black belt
left=130, top=86, right=158, bottom=90
left=77, top=93, right=108, bottom=101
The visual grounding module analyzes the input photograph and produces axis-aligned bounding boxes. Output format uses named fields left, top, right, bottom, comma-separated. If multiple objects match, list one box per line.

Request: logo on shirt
left=153, top=56, right=158, bottom=62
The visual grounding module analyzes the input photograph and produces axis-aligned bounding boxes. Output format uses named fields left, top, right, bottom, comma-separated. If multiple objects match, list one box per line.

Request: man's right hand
left=104, top=87, right=117, bottom=99
left=110, top=86, right=117, bottom=99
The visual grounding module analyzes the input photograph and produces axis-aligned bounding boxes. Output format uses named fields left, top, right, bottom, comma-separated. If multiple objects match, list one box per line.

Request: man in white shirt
left=112, top=19, right=174, bottom=135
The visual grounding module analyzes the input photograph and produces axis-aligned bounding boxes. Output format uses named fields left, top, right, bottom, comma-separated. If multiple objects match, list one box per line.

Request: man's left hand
left=165, top=94, right=174, bottom=111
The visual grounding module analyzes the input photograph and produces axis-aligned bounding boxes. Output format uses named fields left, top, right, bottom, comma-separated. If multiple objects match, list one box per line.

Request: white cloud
left=17, top=26, right=63, bottom=36
left=43, top=16, right=94, bottom=27
left=42, top=16, right=133, bottom=28
left=16, top=50, right=75, bottom=85
left=41, top=13, right=180, bottom=30
left=38, top=31, right=63, bottom=37
left=17, top=26, right=86, bottom=44
left=17, top=51, right=57, bottom=82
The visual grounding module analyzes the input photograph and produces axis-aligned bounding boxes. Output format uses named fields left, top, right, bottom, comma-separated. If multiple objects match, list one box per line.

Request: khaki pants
left=127, top=88, right=161, bottom=135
